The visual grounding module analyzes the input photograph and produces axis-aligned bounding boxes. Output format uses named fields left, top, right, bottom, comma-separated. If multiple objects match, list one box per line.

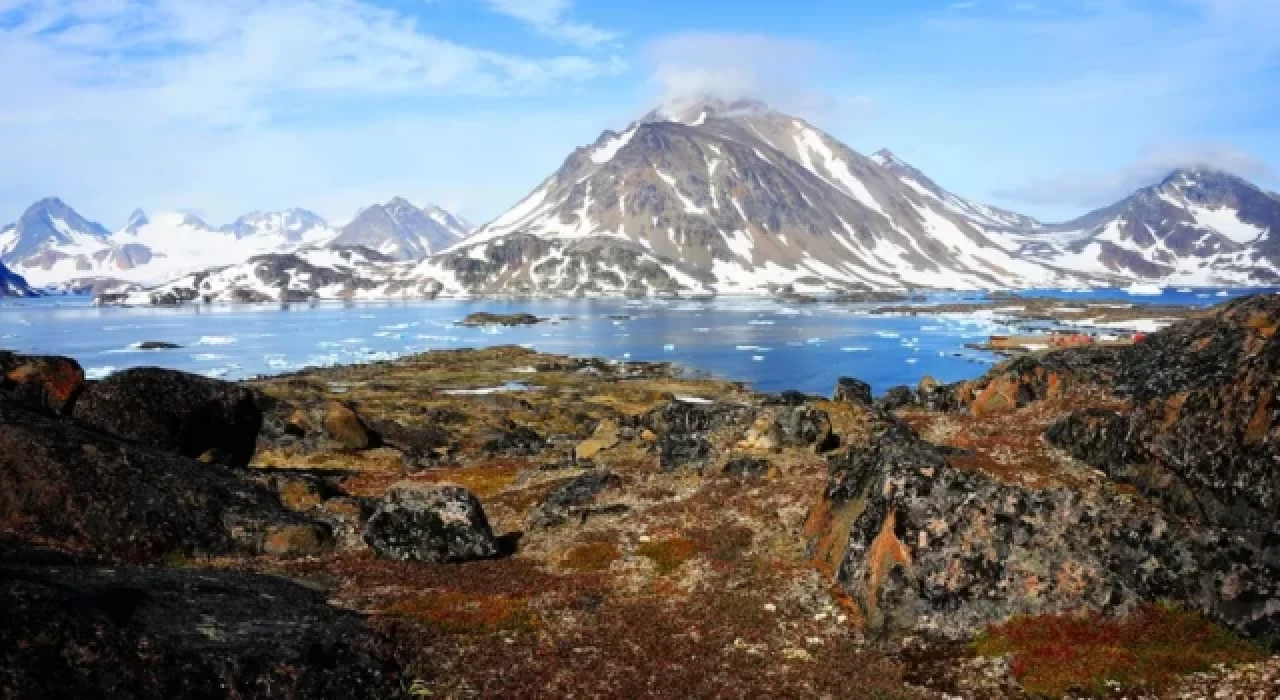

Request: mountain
left=0, top=197, right=112, bottom=268
left=870, top=149, right=1044, bottom=233
left=999, top=169, right=1280, bottom=286
left=219, top=209, right=330, bottom=241
left=101, top=247, right=440, bottom=305
left=330, top=198, right=471, bottom=260
left=422, top=98, right=1099, bottom=296
left=0, top=259, right=36, bottom=297
left=0, top=199, right=468, bottom=288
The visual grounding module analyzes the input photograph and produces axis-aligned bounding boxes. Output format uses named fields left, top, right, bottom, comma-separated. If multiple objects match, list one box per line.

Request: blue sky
left=1, top=0, right=1277, bottom=228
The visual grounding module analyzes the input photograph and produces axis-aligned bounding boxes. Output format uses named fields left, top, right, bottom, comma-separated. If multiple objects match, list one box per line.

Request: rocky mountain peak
left=643, top=96, right=774, bottom=125
left=121, top=208, right=150, bottom=235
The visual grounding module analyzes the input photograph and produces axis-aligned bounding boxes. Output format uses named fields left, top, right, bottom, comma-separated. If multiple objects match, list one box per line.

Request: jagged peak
left=871, top=149, right=907, bottom=168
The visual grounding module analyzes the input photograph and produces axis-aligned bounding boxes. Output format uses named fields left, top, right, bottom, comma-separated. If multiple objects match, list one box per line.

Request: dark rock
left=366, top=417, right=453, bottom=460
left=774, top=405, right=838, bottom=452
left=648, top=399, right=753, bottom=471
left=1044, top=408, right=1135, bottom=472
left=833, top=377, right=873, bottom=406
left=137, top=341, right=182, bottom=350
left=875, top=386, right=916, bottom=411
left=762, top=390, right=819, bottom=406
left=526, top=471, right=623, bottom=528
left=363, top=483, right=499, bottom=563
left=0, top=559, right=402, bottom=699
left=457, top=312, right=544, bottom=327
left=808, top=413, right=1280, bottom=642
left=0, top=401, right=327, bottom=564
left=72, top=367, right=262, bottom=467
left=723, top=457, right=771, bottom=478
left=323, top=400, right=376, bottom=450
left=0, top=352, right=85, bottom=415
left=482, top=420, right=545, bottom=456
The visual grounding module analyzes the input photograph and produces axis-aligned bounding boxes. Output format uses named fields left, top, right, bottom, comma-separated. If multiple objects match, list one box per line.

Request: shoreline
left=3, top=294, right=1280, bottom=696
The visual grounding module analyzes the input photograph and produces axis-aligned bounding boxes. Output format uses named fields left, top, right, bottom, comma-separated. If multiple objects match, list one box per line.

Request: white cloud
left=0, top=0, right=627, bottom=129
left=479, top=0, right=618, bottom=48
left=0, top=0, right=629, bottom=226
left=994, top=143, right=1275, bottom=209
left=644, top=31, right=871, bottom=125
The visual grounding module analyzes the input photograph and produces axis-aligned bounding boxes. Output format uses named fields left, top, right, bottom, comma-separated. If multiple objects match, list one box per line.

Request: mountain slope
left=1001, top=169, right=1280, bottom=285
left=101, top=247, right=442, bottom=305
left=428, top=98, right=1098, bottom=295
left=0, top=198, right=111, bottom=267
left=330, top=198, right=470, bottom=260
left=0, top=259, right=36, bottom=297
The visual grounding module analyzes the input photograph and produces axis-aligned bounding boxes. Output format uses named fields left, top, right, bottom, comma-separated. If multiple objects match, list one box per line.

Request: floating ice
left=664, top=344, right=675, bottom=351
left=840, top=347, right=869, bottom=352
left=197, top=335, right=237, bottom=346
left=85, top=366, right=115, bottom=380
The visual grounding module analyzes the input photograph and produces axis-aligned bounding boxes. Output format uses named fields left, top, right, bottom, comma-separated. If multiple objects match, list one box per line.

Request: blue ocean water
left=0, top=289, right=1267, bottom=396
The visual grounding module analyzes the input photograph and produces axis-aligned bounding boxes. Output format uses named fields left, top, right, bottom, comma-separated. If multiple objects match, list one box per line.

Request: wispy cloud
left=644, top=31, right=872, bottom=125
left=995, top=143, right=1276, bottom=209
left=479, top=0, right=619, bottom=48
left=0, top=0, right=630, bottom=226
left=0, top=0, right=626, bottom=130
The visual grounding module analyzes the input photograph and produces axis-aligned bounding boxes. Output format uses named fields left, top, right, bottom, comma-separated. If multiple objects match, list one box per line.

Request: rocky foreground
left=3, top=296, right=1280, bottom=698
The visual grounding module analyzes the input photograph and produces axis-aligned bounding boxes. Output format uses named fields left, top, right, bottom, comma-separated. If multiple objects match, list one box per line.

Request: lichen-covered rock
left=363, top=483, right=499, bottom=562
left=0, top=401, right=328, bottom=563
left=72, top=367, right=262, bottom=467
left=0, top=557, right=402, bottom=699
left=774, top=404, right=838, bottom=452
left=810, top=420, right=1279, bottom=642
left=648, top=399, right=754, bottom=472
left=0, top=352, right=85, bottom=416
left=324, top=400, right=375, bottom=450
left=526, top=470, right=624, bottom=528
left=833, top=377, right=873, bottom=406
left=723, top=456, right=771, bottom=478
left=482, top=420, right=545, bottom=456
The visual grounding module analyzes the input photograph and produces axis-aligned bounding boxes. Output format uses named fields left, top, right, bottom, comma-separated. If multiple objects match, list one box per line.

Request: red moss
left=973, top=604, right=1266, bottom=697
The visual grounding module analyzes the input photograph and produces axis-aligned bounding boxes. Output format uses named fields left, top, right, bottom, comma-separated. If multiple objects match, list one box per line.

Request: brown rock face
left=0, top=400, right=325, bottom=564
left=324, top=400, right=375, bottom=449
left=0, top=352, right=85, bottom=415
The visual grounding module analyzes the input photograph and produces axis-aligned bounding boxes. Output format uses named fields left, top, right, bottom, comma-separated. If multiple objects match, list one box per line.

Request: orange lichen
left=1244, top=389, right=1272, bottom=444
left=862, top=509, right=912, bottom=612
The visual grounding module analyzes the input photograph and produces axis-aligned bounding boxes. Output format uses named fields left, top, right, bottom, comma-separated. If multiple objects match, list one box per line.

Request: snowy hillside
left=433, top=98, right=1105, bottom=296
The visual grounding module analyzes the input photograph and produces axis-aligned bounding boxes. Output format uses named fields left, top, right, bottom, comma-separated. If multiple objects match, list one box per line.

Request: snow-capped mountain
left=219, top=208, right=330, bottom=241
left=102, top=247, right=441, bottom=306
left=330, top=198, right=471, bottom=260
left=0, top=199, right=469, bottom=288
left=0, top=259, right=36, bottom=297
left=870, top=149, right=1044, bottom=233
left=424, top=98, right=1101, bottom=296
left=999, top=169, right=1280, bottom=286
left=0, top=197, right=112, bottom=269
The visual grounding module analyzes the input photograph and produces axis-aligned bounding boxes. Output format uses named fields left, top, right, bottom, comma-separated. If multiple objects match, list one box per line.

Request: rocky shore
left=2, top=295, right=1278, bottom=698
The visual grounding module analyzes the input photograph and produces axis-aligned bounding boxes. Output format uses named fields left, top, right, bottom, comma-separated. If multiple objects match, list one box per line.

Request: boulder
left=0, top=352, right=85, bottom=415
left=0, top=400, right=327, bottom=563
left=72, top=367, right=262, bottom=467
left=482, top=420, right=545, bottom=456
left=833, top=377, right=873, bottom=406
left=526, top=470, right=623, bottom=528
left=648, top=399, right=753, bottom=472
left=808, top=414, right=1280, bottom=643
left=323, top=400, right=376, bottom=450
left=574, top=419, right=620, bottom=462
left=363, top=483, right=499, bottom=563
left=875, top=386, right=916, bottom=411
left=774, top=405, right=838, bottom=452
left=0, top=558, right=402, bottom=699
left=723, top=456, right=771, bottom=478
